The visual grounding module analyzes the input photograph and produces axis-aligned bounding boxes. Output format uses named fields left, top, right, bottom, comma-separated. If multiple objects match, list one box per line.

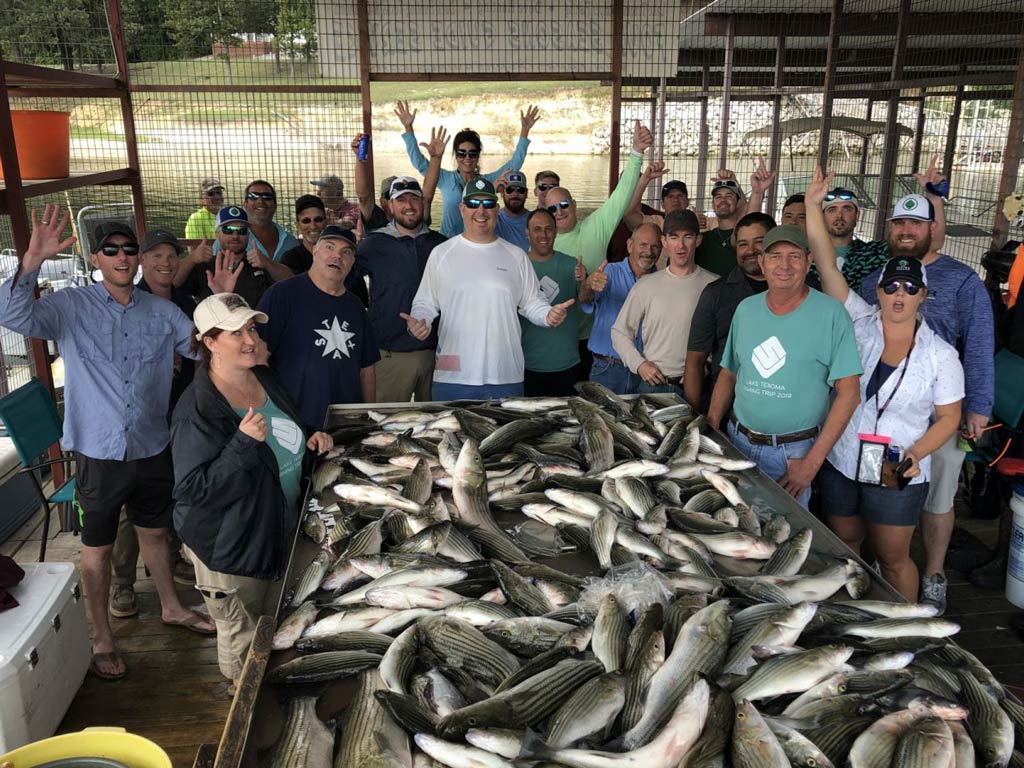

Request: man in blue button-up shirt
left=0, top=206, right=215, bottom=680
left=578, top=223, right=660, bottom=394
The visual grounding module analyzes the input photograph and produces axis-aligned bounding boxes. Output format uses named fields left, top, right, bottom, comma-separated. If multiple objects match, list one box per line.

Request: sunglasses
left=392, top=181, right=421, bottom=193
left=505, top=187, right=527, bottom=194
left=455, top=149, right=481, bottom=159
left=536, top=183, right=557, bottom=191
left=299, top=215, right=325, bottom=225
left=99, top=243, right=139, bottom=256
left=825, top=189, right=857, bottom=203
left=464, top=198, right=498, bottom=209
left=544, top=200, right=572, bottom=213
left=712, top=180, right=741, bottom=191
left=222, top=225, right=249, bottom=236
left=246, top=191, right=276, bottom=201
left=882, top=280, right=922, bottom=296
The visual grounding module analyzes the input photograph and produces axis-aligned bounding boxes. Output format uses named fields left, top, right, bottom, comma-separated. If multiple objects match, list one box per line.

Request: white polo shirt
left=828, top=291, right=964, bottom=484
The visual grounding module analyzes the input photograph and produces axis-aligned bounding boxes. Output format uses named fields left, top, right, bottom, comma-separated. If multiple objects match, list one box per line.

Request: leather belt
left=731, top=418, right=819, bottom=447
left=592, top=353, right=624, bottom=366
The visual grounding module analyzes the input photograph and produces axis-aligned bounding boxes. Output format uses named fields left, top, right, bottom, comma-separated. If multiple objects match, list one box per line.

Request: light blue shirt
left=402, top=132, right=530, bottom=237
left=581, top=260, right=650, bottom=359
left=0, top=273, right=194, bottom=460
left=496, top=209, right=529, bottom=251
left=212, top=222, right=298, bottom=262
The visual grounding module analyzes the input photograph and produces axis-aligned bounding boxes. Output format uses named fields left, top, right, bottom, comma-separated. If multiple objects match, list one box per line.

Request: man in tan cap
left=185, top=178, right=224, bottom=240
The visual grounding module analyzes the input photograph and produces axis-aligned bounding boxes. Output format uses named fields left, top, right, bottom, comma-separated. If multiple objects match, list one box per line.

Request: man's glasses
left=246, top=191, right=276, bottom=201
left=544, top=200, right=572, bottom=213
left=392, top=181, right=421, bottom=193
left=299, top=216, right=325, bottom=225
left=536, top=183, right=557, bottom=192
left=825, top=189, right=857, bottom=203
left=464, top=198, right=497, bottom=209
left=882, top=280, right=921, bottom=296
left=222, top=225, right=249, bottom=236
left=455, top=149, right=481, bottom=159
left=100, top=243, right=139, bottom=256
left=712, top=180, right=741, bottom=192
left=506, top=187, right=527, bottom=194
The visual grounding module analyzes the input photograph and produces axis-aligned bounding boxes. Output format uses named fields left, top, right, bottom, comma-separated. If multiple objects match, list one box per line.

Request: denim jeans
left=728, top=421, right=816, bottom=509
left=431, top=381, right=524, bottom=401
left=589, top=358, right=639, bottom=395
left=638, top=381, right=684, bottom=396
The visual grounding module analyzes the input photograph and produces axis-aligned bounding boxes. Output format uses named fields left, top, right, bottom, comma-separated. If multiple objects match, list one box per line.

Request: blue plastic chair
left=0, top=379, right=76, bottom=561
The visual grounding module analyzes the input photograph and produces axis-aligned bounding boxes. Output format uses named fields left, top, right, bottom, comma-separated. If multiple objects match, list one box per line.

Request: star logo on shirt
left=314, top=316, right=355, bottom=360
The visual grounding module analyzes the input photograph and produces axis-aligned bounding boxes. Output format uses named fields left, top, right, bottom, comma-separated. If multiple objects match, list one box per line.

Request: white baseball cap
left=194, top=293, right=268, bottom=340
left=888, top=194, right=935, bottom=222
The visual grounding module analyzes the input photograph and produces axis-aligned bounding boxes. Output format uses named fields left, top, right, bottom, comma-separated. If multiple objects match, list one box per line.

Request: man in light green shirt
left=184, top=178, right=223, bottom=240
left=709, top=225, right=862, bottom=508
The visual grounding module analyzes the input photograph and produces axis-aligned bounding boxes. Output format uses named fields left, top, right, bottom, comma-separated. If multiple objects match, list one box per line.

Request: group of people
left=0, top=106, right=997, bottom=683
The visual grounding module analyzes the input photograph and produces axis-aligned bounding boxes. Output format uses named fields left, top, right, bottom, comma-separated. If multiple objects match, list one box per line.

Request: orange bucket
left=0, top=110, right=71, bottom=181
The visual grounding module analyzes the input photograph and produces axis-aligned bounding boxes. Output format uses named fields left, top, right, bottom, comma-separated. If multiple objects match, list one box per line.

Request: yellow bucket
left=0, top=727, right=171, bottom=768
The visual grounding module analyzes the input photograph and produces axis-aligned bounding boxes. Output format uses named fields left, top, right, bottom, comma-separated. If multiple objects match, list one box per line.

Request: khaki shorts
left=183, top=544, right=274, bottom=682
left=923, top=434, right=966, bottom=515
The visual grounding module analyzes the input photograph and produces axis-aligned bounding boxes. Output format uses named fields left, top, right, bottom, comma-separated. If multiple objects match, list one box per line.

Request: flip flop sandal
left=162, top=612, right=217, bottom=635
left=90, top=650, right=127, bottom=681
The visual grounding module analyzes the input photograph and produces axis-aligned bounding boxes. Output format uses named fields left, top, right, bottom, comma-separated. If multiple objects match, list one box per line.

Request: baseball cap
left=310, top=174, right=344, bottom=189
left=201, top=178, right=224, bottom=195
left=878, top=257, right=928, bottom=288
left=389, top=176, right=423, bottom=199
left=140, top=229, right=183, bottom=254
left=92, top=221, right=137, bottom=252
left=295, top=194, right=326, bottom=217
left=194, top=293, right=268, bottom=340
left=319, top=225, right=357, bottom=247
left=380, top=175, right=398, bottom=200
left=663, top=210, right=700, bottom=235
left=761, top=224, right=809, bottom=254
left=711, top=179, right=743, bottom=199
left=661, top=180, right=688, bottom=198
left=506, top=172, right=527, bottom=190
left=888, top=194, right=934, bottom=222
left=463, top=177, right=497, bottom=202
left=216, top=206, right=248, bottom=229
left=822, top=188, right=860, bottom=211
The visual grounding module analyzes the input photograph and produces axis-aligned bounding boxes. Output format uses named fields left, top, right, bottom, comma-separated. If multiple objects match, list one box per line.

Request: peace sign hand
left=749, top=156, right=778, bottom=194
left=546, top=298, right=575, bottom=328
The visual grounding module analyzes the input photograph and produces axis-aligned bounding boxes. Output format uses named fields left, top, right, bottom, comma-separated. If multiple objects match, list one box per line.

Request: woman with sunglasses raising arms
left=805, top=168, right=963, bottom=602
left=395, top=100, right=540, bottom=238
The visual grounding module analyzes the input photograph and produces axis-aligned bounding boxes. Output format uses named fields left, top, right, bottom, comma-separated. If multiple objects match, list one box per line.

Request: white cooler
left=0, top=562, right=91, bottom=753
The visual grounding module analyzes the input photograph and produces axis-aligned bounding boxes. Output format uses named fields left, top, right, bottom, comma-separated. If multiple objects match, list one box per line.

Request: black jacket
left=171, top=365, right=309, bottom=580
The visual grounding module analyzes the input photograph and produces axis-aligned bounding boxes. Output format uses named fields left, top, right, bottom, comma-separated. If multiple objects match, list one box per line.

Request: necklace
left=211, top=368, right=264, bottom=409
left=716, top=226, right=732, bottom=248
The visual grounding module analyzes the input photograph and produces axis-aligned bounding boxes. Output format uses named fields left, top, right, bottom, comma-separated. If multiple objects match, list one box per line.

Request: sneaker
left=920, top=573, right=948, bottom=615
left=109, top=583, right=138, bottom=618
left=173, top=558, right=196, bottom=586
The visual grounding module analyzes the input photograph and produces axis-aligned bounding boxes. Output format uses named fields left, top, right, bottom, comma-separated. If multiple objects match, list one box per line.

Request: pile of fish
left=261, top=385, right=1023, bottom=768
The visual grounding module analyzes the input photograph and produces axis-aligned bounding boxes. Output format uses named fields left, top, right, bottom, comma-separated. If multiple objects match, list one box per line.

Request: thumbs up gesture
left=587, top=260, right=609, bottom=293
left=400, top=312, right=430, bottom=340
left=546, top=298, right=575, bottom=328
left=190, top=237, right=213, bottom=266
left=573, top=255, right=586, bottom=283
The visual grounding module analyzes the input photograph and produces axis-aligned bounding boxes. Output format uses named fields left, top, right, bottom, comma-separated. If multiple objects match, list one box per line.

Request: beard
left=888, top=230, right=932, bottom=260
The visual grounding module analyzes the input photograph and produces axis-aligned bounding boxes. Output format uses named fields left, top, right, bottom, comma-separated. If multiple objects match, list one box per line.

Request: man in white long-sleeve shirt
left=612, top=210, right=717, bottom=395
left=402, top=177, right=574, bottom=400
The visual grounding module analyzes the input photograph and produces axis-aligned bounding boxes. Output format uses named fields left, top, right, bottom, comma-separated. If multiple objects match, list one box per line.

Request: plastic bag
left=576, top=561, right=674, bottom=619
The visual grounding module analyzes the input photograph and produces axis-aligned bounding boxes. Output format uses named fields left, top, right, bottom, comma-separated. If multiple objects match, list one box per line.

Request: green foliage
left=275, top=0, right=317, bottom=78
left=0, top=0, right=111, bottom=71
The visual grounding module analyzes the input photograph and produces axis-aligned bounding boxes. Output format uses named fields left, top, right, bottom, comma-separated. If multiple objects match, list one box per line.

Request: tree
left=159, top=0, right=243, bottom=83
left=0, top=0, right=93, bottom=71
left=275, top=0, right=317, bottom=80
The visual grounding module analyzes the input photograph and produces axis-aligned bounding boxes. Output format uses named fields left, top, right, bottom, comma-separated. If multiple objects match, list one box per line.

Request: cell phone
left=896, top=457, right=913, bottom=491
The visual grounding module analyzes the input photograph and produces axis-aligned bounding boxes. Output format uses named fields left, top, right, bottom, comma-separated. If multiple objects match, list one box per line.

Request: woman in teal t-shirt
left=171, top=293, right=332, bottom=684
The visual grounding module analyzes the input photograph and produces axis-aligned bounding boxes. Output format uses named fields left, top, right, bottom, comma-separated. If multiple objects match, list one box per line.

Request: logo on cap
left=902, top=199, right=918, bottom=211
left=222, top=295, right=246, bottom=311
left=897, top=259, right=911, bottom=269
left=228, top=206, right=242, bottom=217
left=475, top=180, right=486, bottom=190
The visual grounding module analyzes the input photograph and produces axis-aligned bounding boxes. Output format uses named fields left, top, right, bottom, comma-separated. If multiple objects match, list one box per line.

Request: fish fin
left=516, top=727, right=556, bottom=763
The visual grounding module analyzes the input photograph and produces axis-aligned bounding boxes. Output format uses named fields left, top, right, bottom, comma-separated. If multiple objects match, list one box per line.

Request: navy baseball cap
left=319, top=225, right=357, bottom=247
left=216, top=206, right=248, bottom=229
left=661, top=180, right=688, bottom=198
left=92, top=221, right=137, bottom=252
left=295, top=194, right=326, bottom=217
left=878, top=257, right=928, bottom=288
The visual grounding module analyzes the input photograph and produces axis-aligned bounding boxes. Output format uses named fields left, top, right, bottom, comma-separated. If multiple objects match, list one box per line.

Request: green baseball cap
left=462, top=176, right=497, bottom=202
left=761, top=224, right=809, bottom=255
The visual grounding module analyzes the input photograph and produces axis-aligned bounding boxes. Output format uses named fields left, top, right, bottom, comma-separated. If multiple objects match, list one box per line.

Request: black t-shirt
left=137, top=278, right=197, bottom=420
left=181, top=252, right=274, bottom=310
left=745, top=274, right=769, bottom=294
left=363, top=204, right=390, bottom=232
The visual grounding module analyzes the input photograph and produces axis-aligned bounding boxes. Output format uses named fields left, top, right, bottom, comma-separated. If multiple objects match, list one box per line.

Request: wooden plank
left=214, top=615, right=275, bottom=768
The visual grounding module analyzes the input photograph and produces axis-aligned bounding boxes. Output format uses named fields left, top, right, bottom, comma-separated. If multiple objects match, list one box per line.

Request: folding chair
left=0, top=379, right=76, bottom=561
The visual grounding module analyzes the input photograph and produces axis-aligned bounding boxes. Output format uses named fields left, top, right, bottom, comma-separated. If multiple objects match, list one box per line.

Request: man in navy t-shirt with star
left=257, top=225, right=379, bottom=432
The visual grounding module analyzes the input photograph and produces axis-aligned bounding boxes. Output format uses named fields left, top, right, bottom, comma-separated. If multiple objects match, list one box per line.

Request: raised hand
left=587, top=260, right=609, bottom=293
left=643, top=160, right=669, bottom=182
left=749, top=156, right=778, bottom=195
left=631, top=121, right=654, bottom=154
left=804, top=167, right=835, bottom=208
left=574, top=255, right=586, bottom=283
left=713, top=168, right=737, bottom=182
left=637, top=360, right=667, bottom=386
left=520, top=105, right=541, bottom=136
left=913, top=153, right=948, bottom=196
left=399, top=312, right=430, bottom=340
left=419, top=125, right=450, bottom=159
left=546, top=298, right=575, bottom=328
left=23, top=205, right=76, bottom=274
left=307, top=431, right=334, bottom=454
left=351, top=133, right=370, bottom=160
left=246, top=246, right=269, bottom=272
left=696, top=213, right=710, bottom=231
left=189, top=237, right=213, bottom=266
left=395, top=100, right=417, bottom=132
left=238, top=406, right=267, bottom=441
left=206, top=250, right=241, bottom=294
left=494, top=169, right=512, bottom=194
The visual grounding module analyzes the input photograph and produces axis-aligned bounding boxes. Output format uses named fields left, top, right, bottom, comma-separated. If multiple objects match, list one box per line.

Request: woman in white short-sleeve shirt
left=806, top=171, right=963, bottom=601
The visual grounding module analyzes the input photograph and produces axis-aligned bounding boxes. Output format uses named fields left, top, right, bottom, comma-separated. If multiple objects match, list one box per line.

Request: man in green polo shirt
left=708, top=225, right=862, bottom=508
left=184, top=178, right=223, bottom=240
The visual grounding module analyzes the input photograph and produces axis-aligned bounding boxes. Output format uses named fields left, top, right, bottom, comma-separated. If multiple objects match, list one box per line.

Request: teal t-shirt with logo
left=521, top=251, right=581, bottom=373
left=235, top=397, right=304, bottom=522
left=721, top=289, right=862, bottom=435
